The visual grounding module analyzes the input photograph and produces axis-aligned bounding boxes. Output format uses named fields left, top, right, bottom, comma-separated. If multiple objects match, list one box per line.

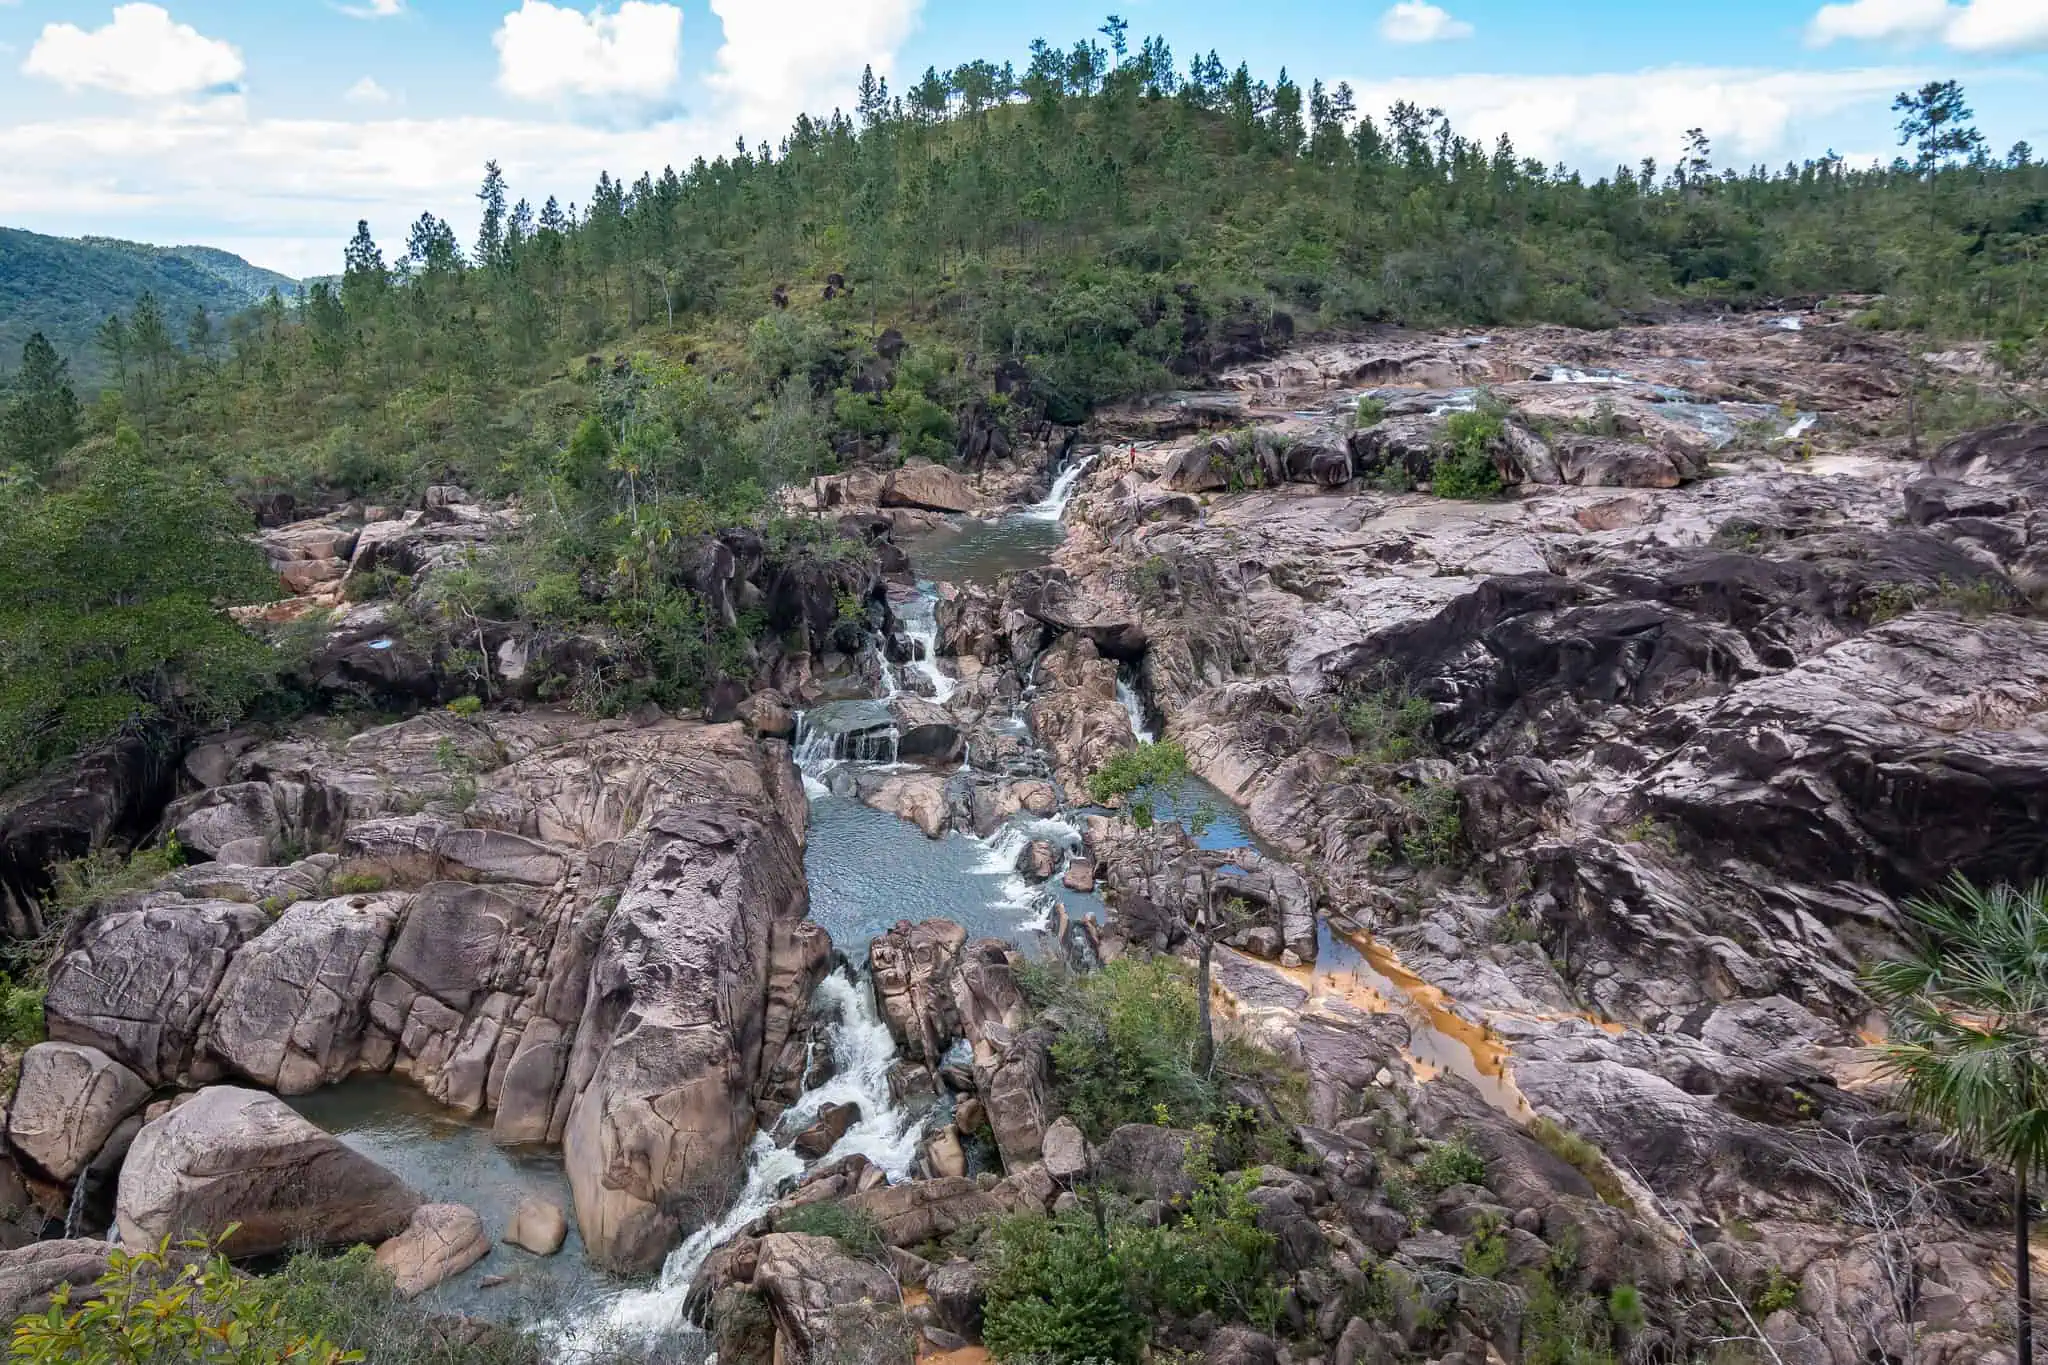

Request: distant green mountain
left=0, top=228, right=300, bottom=390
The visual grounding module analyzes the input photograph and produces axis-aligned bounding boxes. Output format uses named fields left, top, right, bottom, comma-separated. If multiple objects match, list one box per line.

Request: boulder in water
left=200, top=894, right=400, bottom=1095
left=114, top=1086, right=421, bottom=1257
left=505, top=1196, right=568, bottom=1256
left=792, top=1102, right=861, bottom=1159
left=375, top=1203, right=490, bottom=1298
left=1016, top=839, right=1060, bottom=882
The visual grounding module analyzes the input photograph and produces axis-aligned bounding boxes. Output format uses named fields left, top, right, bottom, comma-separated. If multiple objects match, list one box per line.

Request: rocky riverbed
left=0, top=313, right=2039, bottom=1365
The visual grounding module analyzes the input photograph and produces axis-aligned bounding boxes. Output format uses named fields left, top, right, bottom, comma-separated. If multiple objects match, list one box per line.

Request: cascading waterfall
left=1117, top=673, right=1156, bottom=745
left=897, top=585, right=956, bottom=702
left=560, top=970, right=926, bottom=1352
left=972, top=815, right=1086, bottom=932
left=1025, top=449, right=1099, bottom=523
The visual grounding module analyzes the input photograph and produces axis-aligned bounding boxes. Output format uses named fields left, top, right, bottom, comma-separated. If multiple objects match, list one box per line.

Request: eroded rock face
left=750, top=1233, right=910, bottom=1365
left=200, top=895, right=400, bottom=1094
left=1040, top=334, right=2041, bottom=1363
left=375, top=1203, right=491, bottom=1298
left=559, top=761, right=808, bottom=1271
left=40, top=711, right=816, bottom=1279
left=115, top=1087, right=421, bottom=1257
left=46, top=899, right=269, bottom=1085
left=7, top=1044, right=151, bottom=1184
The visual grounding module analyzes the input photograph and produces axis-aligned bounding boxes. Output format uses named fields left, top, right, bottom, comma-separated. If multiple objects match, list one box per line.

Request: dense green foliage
left=0, top=228, right=296, bottom=389
left=0, top=451, right=280, bottom=788
left=981, top=1134, right=1280, bottom=1363
left=1026, top=956, right=1303, bottom=1158
left=10, top=1237, right=361, bottom=1364
left=1084, top=739, right=1192, bottom=828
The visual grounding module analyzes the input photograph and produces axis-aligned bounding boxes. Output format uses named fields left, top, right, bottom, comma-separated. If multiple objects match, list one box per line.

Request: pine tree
left=475, top=161, right=509, bottom=269
left=0, top=333, right=81, bottom=473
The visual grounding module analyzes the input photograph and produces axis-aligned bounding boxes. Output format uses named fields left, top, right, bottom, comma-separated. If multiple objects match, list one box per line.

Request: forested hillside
left=0, top=26, right=2044, bottom=792
left=0, top=227, right=299, bottom=388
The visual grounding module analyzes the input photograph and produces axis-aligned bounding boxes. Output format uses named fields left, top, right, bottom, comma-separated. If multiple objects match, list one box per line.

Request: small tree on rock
left=1865, top=876, right=2048, bottom=1365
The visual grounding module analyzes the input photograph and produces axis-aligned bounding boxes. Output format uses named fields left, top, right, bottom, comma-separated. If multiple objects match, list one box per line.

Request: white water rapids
left=555, top=972, right=923, bottom=1355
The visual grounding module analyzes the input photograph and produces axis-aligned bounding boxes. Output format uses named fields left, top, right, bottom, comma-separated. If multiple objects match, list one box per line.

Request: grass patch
left=1527, top=1117, right=1632, bottom=1209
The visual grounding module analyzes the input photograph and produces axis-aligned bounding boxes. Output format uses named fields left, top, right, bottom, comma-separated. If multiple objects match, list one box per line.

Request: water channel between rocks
left=305, top=452, right=1520, bottom=1354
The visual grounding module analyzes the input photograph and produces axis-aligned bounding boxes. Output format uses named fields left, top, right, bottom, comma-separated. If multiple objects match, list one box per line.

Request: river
left=301, top=448, right=1513, bottom=1355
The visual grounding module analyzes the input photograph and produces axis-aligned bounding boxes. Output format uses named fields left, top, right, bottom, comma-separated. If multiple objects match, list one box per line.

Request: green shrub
left=329, top=872, right=388, bottom=896
left=1415, top=1137, right=1488, bottom=1194
left=1341, top=687, right=1434, bottom=764
left=981, top=1214, right=1148, bottom=1365
left=11, top=1235, right=362, bottom=1364
left=775, top=1202, right=886, bottom=1261
left=1118, top=1133, right=1282, bottom=1328
left=1461, top=1212, right=1509, bottom=1279
left=0, top=981, right=45, bottom=1047
left=1430, top=410, right=1506, bottom=499
left=1520, top=1274, right=1618, bottom=1365
left=445, top=695, right=483, bottom=718
left=1397, top=782, right=1463, bottom=868
left=1754, top=1267, right=1801, bottom=1315
left=1606, top=1284, right=1646, bottom=1332
left=1046, top=957, right=1211, bottom=1138
left=1354, top=396, right=1388, bottom=428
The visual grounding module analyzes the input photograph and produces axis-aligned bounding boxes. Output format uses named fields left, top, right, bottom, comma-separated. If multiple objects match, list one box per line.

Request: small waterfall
left=874, top=641, right=902, bottom=698
left=561, top=970, right=925, bottom=1351
left=1117, top=674, right=1156, bottom=745
left=972, top=816, right=1084, bottom=932
left=793, top=713, right=838, bottom=799
left=1025, top=450, right=1099, bottom=523
left=1783, top=412, right=1817, bottom=440
left=897, top=585, right=956, bottom=702
left=62, top=1170, right=89, bottom=1240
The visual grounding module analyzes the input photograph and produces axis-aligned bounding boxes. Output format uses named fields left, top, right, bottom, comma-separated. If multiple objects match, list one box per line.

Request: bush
left=1415, top=1137, right=1488, bottom=1194
left=775, top=1203, right=886, bottom=1261
left=1397, top=782, right=1463, bottom=868
left=1044, top=957, right=1211, bottom=1138
left=1430, top=410, right=1505, bottom=499
left=0, top=980, right=45, bottom=1047
left=329, top=872, right=388, bottom=896
left=1354, top=396, right=1388, bottom=428
left=1340, top=687, right=1434, bottom=764
left=11, top=1235, right=362, bottom=1364
left=1118, top=1133, right=1281, bottom=1328
left=446, top=695, right=483, bottom=718
left=981, top=1214, right=1148, bottom=1365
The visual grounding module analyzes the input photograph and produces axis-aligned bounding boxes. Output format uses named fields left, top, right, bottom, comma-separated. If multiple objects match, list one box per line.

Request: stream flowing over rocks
left=0, top=316, right=2042, bottom=1364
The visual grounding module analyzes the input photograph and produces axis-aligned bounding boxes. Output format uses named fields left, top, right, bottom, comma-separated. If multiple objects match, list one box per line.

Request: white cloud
left=23, top=3, right=244, bottom=99
left=1346, top=65, right=1924, bottom=170
left=338, top=0, right=405, bottom=16
left=1944, top=0, right=2048, bottom=51
left=0, top=101, right=730, bottom=277
left=345, top=76, right=396, bottom=106
left=493, top=1, right=683, bottom=104
left=1808, top=0, right=2048, bottom=51
left=1379, top=2, right=1474, bottom=44
left=705, top=0, right=924, bottom=137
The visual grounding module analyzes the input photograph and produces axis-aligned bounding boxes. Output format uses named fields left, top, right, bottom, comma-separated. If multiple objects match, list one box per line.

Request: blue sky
left=0, top=0, right=2043, bottom=277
